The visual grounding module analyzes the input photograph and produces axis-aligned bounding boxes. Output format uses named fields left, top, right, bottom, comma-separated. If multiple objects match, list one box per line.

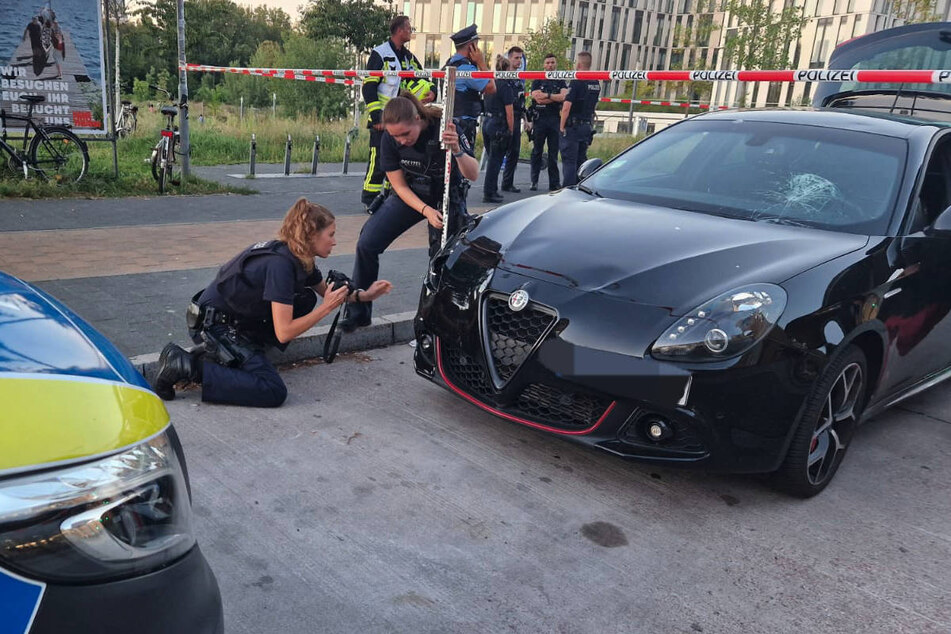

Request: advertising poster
left=1, top=0, right=108, bottom=132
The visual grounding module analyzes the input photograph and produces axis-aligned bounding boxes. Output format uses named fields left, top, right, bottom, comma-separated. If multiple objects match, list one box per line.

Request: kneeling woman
left=153, top=198, right=392, bottom=407
left=341, top=93, right=480, bottom=331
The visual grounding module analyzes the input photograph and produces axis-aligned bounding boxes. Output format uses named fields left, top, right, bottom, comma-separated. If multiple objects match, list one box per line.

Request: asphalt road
left=170, top=343, right=951, bottom=634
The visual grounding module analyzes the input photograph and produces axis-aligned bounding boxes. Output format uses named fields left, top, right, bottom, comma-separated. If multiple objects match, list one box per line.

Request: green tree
left=274, top=35, right=351, bottom=118
left=300, top=0, right=393, bottom=55
left=668, top=11, right=718, bottom=101
left=892, top=0, right=938, bottom=23
left=523, top=18, right=573, bottom=71
left=721, top=0, right=807, bottom=104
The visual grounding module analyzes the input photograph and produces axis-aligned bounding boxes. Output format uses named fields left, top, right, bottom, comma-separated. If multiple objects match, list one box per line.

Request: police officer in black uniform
left=151, top=199, right=392, bottom=407
left=529, top=53, right=568, bottom=191
left=482, top=55, right=515, bottom=203
left=559, top=51, right=601, bottom=187
left=500, top=46, right=525, bottom=194
left=340, top=94, right=480, bottom=332
left=445, top=24, right=496, bottom=147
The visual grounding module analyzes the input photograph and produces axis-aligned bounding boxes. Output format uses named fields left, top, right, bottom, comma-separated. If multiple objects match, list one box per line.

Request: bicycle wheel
left=166, top=135, right=182, bottom=187
left=129, top=112, right=137, bottom=135
left=150, top=139, right=162, bottom=181
left=29, top=127, right=89, bottom=183
left=158, top=140, right=169, bottom=193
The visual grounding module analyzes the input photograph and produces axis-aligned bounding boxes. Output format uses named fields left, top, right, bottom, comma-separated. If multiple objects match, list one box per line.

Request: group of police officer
left=360, top=18, right=601, bottom=210
left=152, top=18, right=603, bottom=409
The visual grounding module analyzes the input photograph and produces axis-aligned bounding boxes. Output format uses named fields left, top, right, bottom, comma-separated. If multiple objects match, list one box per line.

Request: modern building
left=403, top=0, right=949, bottom=107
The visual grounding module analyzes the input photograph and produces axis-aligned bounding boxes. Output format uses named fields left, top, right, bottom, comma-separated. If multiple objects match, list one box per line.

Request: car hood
left=0, top=272, right=167, bottom=477
left=473, top=190, right=870, bottom=314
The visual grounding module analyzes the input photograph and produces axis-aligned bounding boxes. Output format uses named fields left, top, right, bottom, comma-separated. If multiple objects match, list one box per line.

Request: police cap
left=450, top=24, right=479, bottom=48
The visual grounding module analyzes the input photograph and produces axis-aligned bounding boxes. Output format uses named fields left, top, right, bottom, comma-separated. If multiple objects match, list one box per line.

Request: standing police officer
left=445, top=24, right=496, bottom=147
left=482, top=55, right=515, bottom=204
left=529, top=53, right=568, bottom=191
left=361, top=15, right=435, bottom=211
left=499, top=46, right=525, bottom=194
left=559, top=51, right=601, bottom=187
left=340, top=94, right=479, bottom=333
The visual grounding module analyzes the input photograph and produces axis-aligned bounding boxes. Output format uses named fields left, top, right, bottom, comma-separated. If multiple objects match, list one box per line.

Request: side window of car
left=912, top=139, right=951, bottom=233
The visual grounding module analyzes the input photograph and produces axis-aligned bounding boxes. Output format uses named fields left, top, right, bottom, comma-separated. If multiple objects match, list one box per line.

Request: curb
left=131, top=311, right=417, bottom=384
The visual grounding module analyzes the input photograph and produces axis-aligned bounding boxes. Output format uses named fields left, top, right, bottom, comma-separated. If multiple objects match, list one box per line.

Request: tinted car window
left=586, top=119, right=907, bottom=234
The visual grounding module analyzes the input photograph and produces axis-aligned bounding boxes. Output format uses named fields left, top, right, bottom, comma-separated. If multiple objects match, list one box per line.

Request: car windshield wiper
left=757, top=216, right=813, bottom=228
left=577, top=183, right=602, bottom=197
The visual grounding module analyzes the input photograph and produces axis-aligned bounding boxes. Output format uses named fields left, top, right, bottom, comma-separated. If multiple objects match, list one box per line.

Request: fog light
left=420, top=334, right=433, bottom=351
left=643, top=416, right=673, bottom=442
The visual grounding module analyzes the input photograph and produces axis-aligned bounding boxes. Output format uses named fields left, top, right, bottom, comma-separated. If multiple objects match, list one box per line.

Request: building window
left=453, top=2, right=463, bottom=30
left=466, top=1, right=483, bottom=29
left=852, top=14, right=863, bottom=38
left=610, top=7, right=621, bottom=39
left=578, top=2, right=590, bottom=36
left=403, top=0, right=411, bottom=16
left=493, top=3, right=502, bottom=31
left=597, top=5, right=605, bottom=38
left=811, top=17, right=833, bottom=66
left=633, top=10, right=643, bottom=42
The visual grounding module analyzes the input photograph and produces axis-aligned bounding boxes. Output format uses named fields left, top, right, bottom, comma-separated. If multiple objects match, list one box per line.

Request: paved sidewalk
left=172, top=343, right=951, bottom=633
left=0, top=161, right=542, bottom=358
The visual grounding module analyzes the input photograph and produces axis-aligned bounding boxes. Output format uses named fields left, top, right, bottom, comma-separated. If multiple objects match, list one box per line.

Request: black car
left=414, top=106, right=951, bottom=497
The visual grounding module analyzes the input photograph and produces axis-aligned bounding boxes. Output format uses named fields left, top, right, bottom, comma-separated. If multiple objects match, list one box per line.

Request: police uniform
left=501, top=75, right=526, bottom=191
left=560, top=78, right=601, bottom=187
left=189, top=241, right=322, bottom=407
left=445, top=24, right=489, bottom=147
left=345, top=117, right=474, bottom=328
left=530, top=77, right=567, bottom=190
left=361, top=39, right=435, bottom=207
left=482, top=78, right=516, bottom=200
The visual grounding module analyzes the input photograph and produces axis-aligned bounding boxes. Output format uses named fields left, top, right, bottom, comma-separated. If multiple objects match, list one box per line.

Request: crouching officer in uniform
left=445, top=24, right=495, bottom=147
left=152, top=198, right=392, bottom=407
left=362, top=15, right=436, bottom=211
left=559, top=51, right=601, bottom=187
left=340, top=93, right=480, bottom=332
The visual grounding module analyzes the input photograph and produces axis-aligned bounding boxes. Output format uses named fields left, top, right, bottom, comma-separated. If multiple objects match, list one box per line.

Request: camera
left=325, top=269, right=356, bottom=294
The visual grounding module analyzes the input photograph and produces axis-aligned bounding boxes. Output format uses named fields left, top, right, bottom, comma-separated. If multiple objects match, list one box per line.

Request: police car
left=0, top=271, right=223, bottom=633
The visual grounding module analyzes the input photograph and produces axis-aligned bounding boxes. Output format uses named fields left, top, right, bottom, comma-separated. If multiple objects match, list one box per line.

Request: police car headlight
left=0, top=430, right=195, bottom=582
left=650, top=284, right=787, bottom=362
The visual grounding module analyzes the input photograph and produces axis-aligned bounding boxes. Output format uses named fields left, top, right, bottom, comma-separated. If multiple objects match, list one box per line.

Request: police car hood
left=0, top=271, right=167, bottom=476
left=471, top=189, right=868, bottom=314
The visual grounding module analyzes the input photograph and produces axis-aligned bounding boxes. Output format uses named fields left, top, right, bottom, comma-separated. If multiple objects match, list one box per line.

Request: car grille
left=441, top=344, right=494, bottom=400
left=484, top=296, right=556, bottom=385
left=440, top=343, right=613, bottom=431
left=512, top=383, right=614, bottom=429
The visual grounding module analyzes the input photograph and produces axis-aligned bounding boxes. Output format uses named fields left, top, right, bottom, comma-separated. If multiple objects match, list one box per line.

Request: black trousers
left=348, top=191, right=469, bottom=323
left=482, top=117, right=507, bottom=197
left=531, top=116, right=561, bottom=189
left=361, top=127, right=385, bottom=206
left=201, top=351, right=287, bottom=408
left=560, top=122, right=593, bottom=187
left=501, top=116, right=522, bottom=189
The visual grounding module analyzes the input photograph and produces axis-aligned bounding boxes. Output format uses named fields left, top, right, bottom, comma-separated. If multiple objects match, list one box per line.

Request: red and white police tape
left=597, top=98, right=729, bottom=109
left=183, top=63, right=951, bottom=84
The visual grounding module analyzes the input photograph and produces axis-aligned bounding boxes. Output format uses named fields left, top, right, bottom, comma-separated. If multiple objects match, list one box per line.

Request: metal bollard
left=249, top=134, right=256, bottom=176
left=342, top=128, right=354, bottom=175
left=283, top=134, right=292, bottom=176
left=310, top=135, right=320, bottom=175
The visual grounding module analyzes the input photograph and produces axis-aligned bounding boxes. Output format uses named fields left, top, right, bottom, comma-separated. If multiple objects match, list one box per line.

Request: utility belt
left=566, top=117, right=592, bottom=128
left=186, top=292, right=267, bottom=367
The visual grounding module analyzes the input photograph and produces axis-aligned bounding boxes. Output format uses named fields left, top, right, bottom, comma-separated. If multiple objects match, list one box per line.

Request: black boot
left=152, top=343, right=199, bottom=401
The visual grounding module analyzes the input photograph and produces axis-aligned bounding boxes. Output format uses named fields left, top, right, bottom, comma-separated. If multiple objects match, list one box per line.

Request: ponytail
left=382, top=91, right=442, bottom=126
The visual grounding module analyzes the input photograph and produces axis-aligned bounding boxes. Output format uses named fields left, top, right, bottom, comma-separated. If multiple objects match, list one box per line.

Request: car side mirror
left=926, top=205, right=951, bottom=237
left=577, top=158, right=603, bottom=181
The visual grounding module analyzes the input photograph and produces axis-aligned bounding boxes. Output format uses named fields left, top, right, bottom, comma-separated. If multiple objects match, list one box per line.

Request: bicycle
left=115, top=99, right=138, bottom=138
left=148, top=85, right=186, bottom=193
left=0, top=95, right=89, bottom=183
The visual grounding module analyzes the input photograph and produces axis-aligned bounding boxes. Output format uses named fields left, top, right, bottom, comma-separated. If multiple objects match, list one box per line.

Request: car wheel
left=773, top=345, right=866, bottom=498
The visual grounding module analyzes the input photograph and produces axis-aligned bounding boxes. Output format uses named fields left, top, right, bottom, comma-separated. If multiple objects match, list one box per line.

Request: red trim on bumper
left=435, top=338, right=616, bottom=436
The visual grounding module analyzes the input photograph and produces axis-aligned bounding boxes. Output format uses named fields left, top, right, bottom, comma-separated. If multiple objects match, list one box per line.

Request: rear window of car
left=586, top=119, right=907, bottom=235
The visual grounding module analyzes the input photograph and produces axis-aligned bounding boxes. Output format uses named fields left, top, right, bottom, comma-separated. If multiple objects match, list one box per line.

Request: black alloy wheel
left=773, top=345, right=866, bottom=498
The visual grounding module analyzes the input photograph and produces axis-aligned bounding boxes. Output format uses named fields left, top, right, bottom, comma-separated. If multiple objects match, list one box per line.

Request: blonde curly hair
left=277, top=197, right=335, bottom=273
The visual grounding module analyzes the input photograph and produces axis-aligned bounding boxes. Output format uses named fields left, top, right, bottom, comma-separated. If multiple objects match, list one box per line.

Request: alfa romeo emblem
left=508, top=289, right=529, bottom=312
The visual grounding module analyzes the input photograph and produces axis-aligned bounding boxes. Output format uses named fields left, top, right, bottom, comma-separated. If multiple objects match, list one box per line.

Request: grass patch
left=0, top=124, right=254, bottom=199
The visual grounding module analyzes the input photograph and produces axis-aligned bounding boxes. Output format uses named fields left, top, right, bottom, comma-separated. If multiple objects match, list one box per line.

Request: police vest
left=373, top=41, right=403, bottom=101
left=396, top=120, right=466, bottom=205
left=446, top=56, right=483, bottom=119
left=213, top=241, right=310, bottom=319
left=569, top=80, right=601, bottom=121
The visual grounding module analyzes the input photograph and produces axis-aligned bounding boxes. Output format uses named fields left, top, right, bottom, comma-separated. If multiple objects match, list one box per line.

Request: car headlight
left=0, top=430, right=195, bottom=582
left=650, top=284, right=787, bottom=362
